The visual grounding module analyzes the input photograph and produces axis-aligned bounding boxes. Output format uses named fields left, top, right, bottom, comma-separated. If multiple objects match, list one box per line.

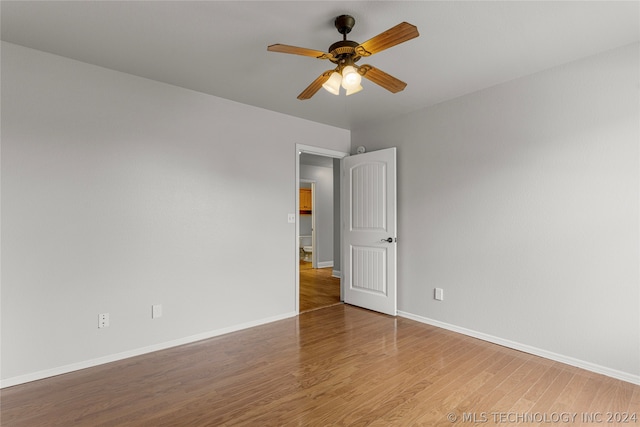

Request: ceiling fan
left=267, top=15, right=419, bottom=100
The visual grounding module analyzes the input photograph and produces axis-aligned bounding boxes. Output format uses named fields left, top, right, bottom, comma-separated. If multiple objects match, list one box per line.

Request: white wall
left=300, top=164, right=334, bottom=266
left=0, top=42, right=350, bottom=384
left=352, top=43, right=640, bottom=381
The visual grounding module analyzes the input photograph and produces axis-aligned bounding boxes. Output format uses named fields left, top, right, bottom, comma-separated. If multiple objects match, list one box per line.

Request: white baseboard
left=317, top=261, right=333, bottom=269
left=332, top=270, right=341, bottom=279
left=0, top=311, right=297, bottom=389
left=397, top=311, right=640, bottom=386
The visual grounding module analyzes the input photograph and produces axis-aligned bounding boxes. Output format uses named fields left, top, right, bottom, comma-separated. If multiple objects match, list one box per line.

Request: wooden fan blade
left=358, top=65, right=407, bottom=93
left=355, top=22, right=419, bottom=57
left=297, top=70, right=335, bottom=100
left=267, top=44, right=334, bottom=60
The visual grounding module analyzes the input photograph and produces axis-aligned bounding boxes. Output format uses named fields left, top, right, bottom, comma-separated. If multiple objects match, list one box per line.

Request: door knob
left=381, top=237, right=394, bottom=243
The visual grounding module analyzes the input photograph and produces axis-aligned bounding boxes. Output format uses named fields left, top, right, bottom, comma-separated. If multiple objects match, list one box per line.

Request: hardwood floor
left=299, top=260, right=341, bottom=312
left=2, top=304, right=638, bottom=426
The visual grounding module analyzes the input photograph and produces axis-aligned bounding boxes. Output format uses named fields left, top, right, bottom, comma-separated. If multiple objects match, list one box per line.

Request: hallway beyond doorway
left=299, top=261, right=340, bottom=312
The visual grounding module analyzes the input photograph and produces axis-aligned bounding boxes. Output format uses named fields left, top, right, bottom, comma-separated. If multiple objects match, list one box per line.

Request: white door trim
left=295, top=144, right=349, bottom=314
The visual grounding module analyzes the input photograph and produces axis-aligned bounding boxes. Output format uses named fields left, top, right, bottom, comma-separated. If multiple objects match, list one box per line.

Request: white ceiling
left=2, top=1, right=638, bottom=130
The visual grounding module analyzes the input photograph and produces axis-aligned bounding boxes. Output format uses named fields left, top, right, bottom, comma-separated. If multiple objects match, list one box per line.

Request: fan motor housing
left=328, top=40, right=361, bottom=63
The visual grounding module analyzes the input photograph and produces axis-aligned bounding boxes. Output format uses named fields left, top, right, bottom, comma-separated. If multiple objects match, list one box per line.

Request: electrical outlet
left=434, top=288, right=444, bottom=301
left=98, top=313, right=110, bottom=328
left=152, top=304, right=162, bottom=319
left=287, top=213, right=295, bottom=223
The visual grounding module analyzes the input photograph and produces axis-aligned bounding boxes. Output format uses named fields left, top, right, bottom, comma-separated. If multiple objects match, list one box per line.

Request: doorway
left=299, top=180, right=315, bottom=267
left=295, top=144, right=349, bottom=313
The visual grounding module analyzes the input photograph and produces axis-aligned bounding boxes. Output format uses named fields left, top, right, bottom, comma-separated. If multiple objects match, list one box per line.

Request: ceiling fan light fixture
left=268, top=16, right=418, bottom=100
left=340, top=65, right=361, bottom=90
left=322, top=71, right=342, bottom=95
left=345, top=84, right=363, bottom=96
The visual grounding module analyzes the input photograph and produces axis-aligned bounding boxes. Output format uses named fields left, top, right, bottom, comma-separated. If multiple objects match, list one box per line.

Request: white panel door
left=342, top=147, right=397, bottom=315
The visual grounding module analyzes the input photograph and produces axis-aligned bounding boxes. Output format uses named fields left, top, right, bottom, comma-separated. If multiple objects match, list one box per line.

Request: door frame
left=295, top=144, right=349, bottom=314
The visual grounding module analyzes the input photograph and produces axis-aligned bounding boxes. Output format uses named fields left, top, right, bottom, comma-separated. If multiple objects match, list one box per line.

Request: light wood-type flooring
left=2, top=304, right=639, bottom=426
left=299, top=260, right=341, bottom=312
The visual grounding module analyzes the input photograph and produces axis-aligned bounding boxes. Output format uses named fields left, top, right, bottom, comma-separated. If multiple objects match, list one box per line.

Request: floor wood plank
left=1, top=304, right=638, bottom=426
